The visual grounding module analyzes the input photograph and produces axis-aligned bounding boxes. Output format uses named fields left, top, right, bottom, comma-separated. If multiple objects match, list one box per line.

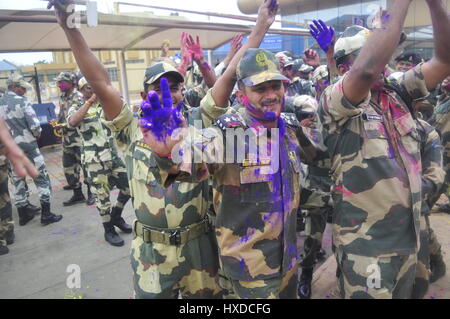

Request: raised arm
left=185, top=34, right=217, bottom=89
left=343, top=0, right=413, bottom=105
left=421, top=0, right=450, bottom=90
left=211, top=0, right=279, bottom=107
left=68, top=94, right=98, bottom=127
left=0, top=118, right=38, bottom=178
left=47, top=0, right=123, bottom=120
left=309, top=20, right=338, bottom=80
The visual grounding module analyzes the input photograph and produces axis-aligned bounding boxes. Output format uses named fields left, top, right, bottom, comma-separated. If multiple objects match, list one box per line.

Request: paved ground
left=0, top=144, right=449, bottom=299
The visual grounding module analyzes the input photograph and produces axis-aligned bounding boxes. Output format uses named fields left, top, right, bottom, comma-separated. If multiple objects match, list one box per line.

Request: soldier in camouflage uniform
left=66, top=77, right=132, bottom=247
left=0, top=75, right=62, bottom=226
left=146, top=46, right=324, bottom=298
left=55, top=72, right=92, bottom=206
left=291, top=95, right=333, bottom=299
left=0, top=155, right=13, bottom=255
left=283, top=58, right=315, bottom=98
left=317, top=0, right=450, bottom=298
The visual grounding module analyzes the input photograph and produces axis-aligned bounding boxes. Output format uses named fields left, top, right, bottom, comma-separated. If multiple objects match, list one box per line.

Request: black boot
left=5, top=228, right=14, bottom=245
left=110, top=206, right=132, bottom=233
left=63, top=187, right=86, bottom=206
left=41, top=202, right=63, bottom=226
left=86, top=186, right=95, bottom=206
left=17, top=206, right=35, bottom=226
left=298, top=267, right=313, bottom=299
left=25, top=203, right=41, bottom=215
left=63, top=185, right=73, bottom=191
left=430, top=253, right=447, bottom=283
left=437, top=203, right=450, bottom=214
left=103, top=222, right=124, bottom=246
left=0, top=245, right=9, bottom=256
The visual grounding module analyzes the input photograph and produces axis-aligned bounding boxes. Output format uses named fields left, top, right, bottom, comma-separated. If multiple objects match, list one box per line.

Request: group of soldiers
left=0, top=0, right=449, bottom=299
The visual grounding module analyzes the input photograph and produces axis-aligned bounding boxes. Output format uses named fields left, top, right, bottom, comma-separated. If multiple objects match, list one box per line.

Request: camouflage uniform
left=67, top=101, right=130, bottom=223
left=285, top=77, right=315, bottom=98
left=103, top=63, right=225, bottom=299
left=318, top=63, right=432, bottom=299
left=0, top=156, right=13, bottom=251
left=151, top=49, right=314, bottom=299
left=56, top=74, right=87, bottom=190
left=0, top=91, right=52, bottom=208
left=410, top=119, right=445, bottom=298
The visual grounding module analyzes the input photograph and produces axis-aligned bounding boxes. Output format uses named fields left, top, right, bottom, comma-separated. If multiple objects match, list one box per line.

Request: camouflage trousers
left=9, top=147, right=51, bottom=207
left=130, top=230, right=222, bottom=299
left=299, top=186, right=331, bottom=269
left=85, top=158, right=130, bottom=223
left=63, top=144, right=88, bottom=189
left=300, top=206, right=331, bottom=269
left=0, top=164, right=13, bottom=248
left=335, top=248, right=416, bottom=299
left=228, top=263, right=299, bottom=299
left=412, top=213, right=443, bottom=299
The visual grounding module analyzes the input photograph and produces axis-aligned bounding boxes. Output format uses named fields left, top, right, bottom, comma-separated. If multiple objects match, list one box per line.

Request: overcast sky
left=0, top=0, right=252, bottom=66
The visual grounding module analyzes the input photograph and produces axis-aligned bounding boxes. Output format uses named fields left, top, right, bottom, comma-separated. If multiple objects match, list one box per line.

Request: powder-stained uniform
left=67, top=102, right=130, bottom=222
left=151, top=90, right=314, bottom=299
left=318, top=63, right=432, bottom=299
left=103, top=95, right=227, bottom=299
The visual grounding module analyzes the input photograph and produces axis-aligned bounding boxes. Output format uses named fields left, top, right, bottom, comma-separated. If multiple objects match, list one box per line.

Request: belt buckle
left=169, top=229, right=181, bottom=245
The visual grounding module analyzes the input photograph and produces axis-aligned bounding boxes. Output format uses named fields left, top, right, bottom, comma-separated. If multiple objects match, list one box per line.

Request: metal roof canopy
left=0, top=9, right=309, bottom=104
left=0, top=9, right=310, bottom=52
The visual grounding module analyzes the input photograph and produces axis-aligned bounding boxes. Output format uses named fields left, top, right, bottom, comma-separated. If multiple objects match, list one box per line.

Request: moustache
left=261, top=99, right=280, bottom=107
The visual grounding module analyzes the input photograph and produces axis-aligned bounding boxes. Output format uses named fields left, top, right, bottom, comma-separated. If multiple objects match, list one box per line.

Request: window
left=126, top=59, right=145, bottom=64
left=101, top=51, right=112, bottom=62
left=106, top=68, right=119, bottom=82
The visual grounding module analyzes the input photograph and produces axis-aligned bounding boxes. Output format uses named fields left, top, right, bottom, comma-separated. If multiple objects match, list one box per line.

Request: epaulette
left=216, top=112, right=246, bottom=130
left=281, top=112, right=300, bottom=128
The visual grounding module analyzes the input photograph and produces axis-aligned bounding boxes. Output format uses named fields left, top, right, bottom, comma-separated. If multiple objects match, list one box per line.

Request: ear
left=337, top=64, right=348, bottom=76
left=140, top=91, right=147, bottom=100
left=235, top=90, right=245, bottom=104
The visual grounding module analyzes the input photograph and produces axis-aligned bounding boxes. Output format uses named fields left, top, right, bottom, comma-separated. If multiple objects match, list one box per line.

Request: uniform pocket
left=239, top=165, right=273, bottom=203
left=362, top=121, right=393, bottom=159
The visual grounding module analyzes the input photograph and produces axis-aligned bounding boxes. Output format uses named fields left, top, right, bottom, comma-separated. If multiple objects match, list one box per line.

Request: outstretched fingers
left=160, top=77, right=173, bottom=109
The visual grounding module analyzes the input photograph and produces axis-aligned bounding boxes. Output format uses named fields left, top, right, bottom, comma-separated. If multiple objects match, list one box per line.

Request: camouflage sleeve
left=199, top=88, right=230, bottom=127
left=418, top=119, right=445, bottom=202
left=66, top=106, right=78, bottom=129
left=324, top=75, right=371, bottom=121
left=101, top=103, right=136, bottom=153
left=23, top=100, right=42, bottom=138
left=398, top=63, right=429, bottom=101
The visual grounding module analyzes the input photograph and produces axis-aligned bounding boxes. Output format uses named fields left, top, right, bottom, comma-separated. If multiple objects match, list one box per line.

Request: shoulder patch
left=281, top=112, right=300, bottom=127
left=216, top=113, right=246, bottom=130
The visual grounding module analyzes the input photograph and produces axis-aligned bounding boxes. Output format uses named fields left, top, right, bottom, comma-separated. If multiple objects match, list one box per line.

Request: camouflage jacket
left=102, top=90, right=228, bottom=229
left=152, top=97, right=308, bottom=282
left=317, top=63, right=430, bottom=257
left=416, top=118, right=444, bottom=213
left=59, top=90, right=83, bottom=147
left=67, top=102, right=119, bottom=164
left=0, top=91, right=41, bottom=152
left=428, top=94, right=450, bottom=173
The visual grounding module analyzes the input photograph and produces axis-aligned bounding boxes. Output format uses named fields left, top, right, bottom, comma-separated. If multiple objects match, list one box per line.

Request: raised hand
left=309, top=19, right=335, bottom=53
left=139, top=77, right=185, bottom=144
left=185, top=34, right=204, bottom=62
left=256, top=0, right=278, bottom=31
left=303, top=49, right=321, bottom=68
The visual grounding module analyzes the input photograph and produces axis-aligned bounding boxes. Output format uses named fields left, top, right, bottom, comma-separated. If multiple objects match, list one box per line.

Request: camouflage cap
left=292, top=58, right=304, bottom=71
left=144, top=62, right=184, bottom=86
left=54, top=71, right=77, bottom=84
left=311, top=65, right=329, bottom=83
left=395, top=50, right=424, bottom=65
left=299, top=64, right=314, bottom=73
left=293, top=95, right=318, bottom=113
left=237, top=48, right=289, bottom=87
left=334, top=25, right=371, bottom=60
left=7, top=74, right=32, bottom=90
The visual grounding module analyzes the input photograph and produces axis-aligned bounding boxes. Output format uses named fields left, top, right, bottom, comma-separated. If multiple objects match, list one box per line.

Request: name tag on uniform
left=362, top=113, right=383, bottom=122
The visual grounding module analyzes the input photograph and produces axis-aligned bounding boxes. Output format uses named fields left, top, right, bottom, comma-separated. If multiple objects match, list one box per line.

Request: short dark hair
left=335, top=53, right=356, bottom=68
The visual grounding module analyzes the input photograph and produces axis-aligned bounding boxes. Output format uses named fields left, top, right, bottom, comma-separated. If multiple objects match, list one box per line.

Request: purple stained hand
left=139, top=77, right=183, bottom=141
left=268, top=0, right=277, bottom=12
left=309, top=19, right=335, bottom=53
